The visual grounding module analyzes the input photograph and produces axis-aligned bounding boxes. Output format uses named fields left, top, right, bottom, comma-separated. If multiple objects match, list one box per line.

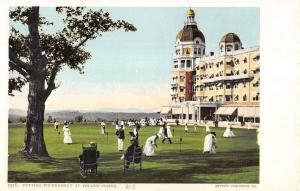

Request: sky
left=9, top=7, right=260, bottom=112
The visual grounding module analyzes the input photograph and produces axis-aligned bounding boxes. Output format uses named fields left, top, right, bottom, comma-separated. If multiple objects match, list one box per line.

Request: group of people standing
left=53, top=119, right=258, bottom=160
left=115, top=120, right=141, bottom=151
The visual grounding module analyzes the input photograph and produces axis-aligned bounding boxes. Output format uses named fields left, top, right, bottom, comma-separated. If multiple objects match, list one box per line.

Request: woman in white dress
left=256, top=128, right=260, bottom=146
left=143, top=134, right=159, bottom=156
left=203, top=132, right=217, bottom=154
left=158, top=126, right=165, bottom=139
left=223, top=126, right=235, bottom=138
left=205, top=122, right=210, bottom=133
left=100, top=121, right=106, bottom=134
left=115, top=120, right=120, bottom=130
left=63, top=121, right=72, bottom=144
left=166, top=124, right=173, bottom=138
left=184, top=123, right=188, bottom=133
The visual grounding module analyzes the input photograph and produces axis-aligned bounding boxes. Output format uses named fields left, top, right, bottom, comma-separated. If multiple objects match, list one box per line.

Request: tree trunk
left=23, top=76, right=49, bottom=157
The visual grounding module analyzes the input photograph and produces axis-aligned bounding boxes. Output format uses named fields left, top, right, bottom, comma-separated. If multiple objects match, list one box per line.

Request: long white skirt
left=64, top=131, right=72, bottom=144
left=157, top=128, right=165, bottom=139
left=118, top=138, right=124, bottom=151
left=223, top=127, right=235, bottom=137
left=143, top=137, right=156, bottom=156
left=256, top=129, right=260, bottom=146
left=206, top=125, right=210, bottom=132
left=203, top=134, right=216, bottom=154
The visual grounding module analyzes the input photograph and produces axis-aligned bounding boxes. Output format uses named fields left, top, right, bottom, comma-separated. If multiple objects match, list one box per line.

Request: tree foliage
left=47, top=116, right=53, bottom=123
left=75, top=115, right=83, bottom=122
left=9, top=6, right=137, bottom=98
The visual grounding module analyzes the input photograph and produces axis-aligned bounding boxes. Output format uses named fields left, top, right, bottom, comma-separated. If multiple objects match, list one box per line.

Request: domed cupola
left=219, top=33, right=243, bottom=53
left=176, top=9, right=205, bottom=43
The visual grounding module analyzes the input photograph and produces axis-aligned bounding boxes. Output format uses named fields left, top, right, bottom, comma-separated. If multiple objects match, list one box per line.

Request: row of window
left=197, top=93, right=260, bottom=102
left=198, top=56, right=251, bottom=71
left=174, top=60, right=192, bottom=69
left=175, top=48, right=205, bottom=55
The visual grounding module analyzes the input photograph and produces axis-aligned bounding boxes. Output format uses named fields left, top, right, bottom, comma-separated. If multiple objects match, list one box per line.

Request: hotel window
left=198, top=48, right=201, bottom=55
left=180, top=60, right=185, bottom=68
left=180, top=76, right=185, bottom=82
left=225, top=95, right=231, bottom=102
left=243, top=57, right=247, bottom=63
left=243, top=69, right=247, bottom=74
left=236, top=70, right=240, bottom=75
left=174, top=64, right=178, bottom=69
left=196, top=40, right=199, bottom=44
left=253, top=95, right=259, bottom=101
left=186, top=60, right=191, bottom=68
left=243, top=94, right=247, bottom=101
left=194, top=48, right=197, bottom=54
left=234, top=95, right=239, bottom=101
left=243, top=82, right=246, bottom=88
left=253, top=55, right=260, bottom=61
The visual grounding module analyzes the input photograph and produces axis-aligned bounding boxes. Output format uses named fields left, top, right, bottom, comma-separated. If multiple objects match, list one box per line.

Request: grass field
left=8, top=123, right=259, bottom=183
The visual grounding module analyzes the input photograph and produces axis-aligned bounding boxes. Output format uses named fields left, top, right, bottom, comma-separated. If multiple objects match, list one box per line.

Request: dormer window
left=196, top=40, right=199, bottom=44
left=226, top=45, right=233, bottom=52
left=235, top=44, right=239, bottom=50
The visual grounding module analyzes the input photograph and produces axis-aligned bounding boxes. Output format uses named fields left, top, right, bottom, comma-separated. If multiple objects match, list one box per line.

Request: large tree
left=9, top=7, right=136, bottom=157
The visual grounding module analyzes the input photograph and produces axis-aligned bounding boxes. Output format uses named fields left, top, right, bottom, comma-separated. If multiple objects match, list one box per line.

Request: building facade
left=162, top=9, right=260, bottom=128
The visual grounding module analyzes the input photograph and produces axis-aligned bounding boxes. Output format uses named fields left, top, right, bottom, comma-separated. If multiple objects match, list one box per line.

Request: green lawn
left=8, top=123, right=259, bottom=183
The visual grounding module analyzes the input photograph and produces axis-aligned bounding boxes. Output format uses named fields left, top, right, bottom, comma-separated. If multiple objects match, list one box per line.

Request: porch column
left=187, top=105, right=190, bottom=124
left=181, top=107, right=183, bottom=124
left=199, top=106, right=201, bottom=125
left=192, top=105, right=195, bottom=123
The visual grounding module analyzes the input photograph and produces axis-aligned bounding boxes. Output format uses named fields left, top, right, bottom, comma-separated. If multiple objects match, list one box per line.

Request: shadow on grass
left=8, top=149, right=259, bottom=183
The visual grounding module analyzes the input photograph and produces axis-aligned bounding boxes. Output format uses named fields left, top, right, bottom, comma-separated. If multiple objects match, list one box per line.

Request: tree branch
left=44, top=66, right=59, bottom=101
left=9, top=61, right=29, bottom=78
left=9, top=49, right=32, bottom=75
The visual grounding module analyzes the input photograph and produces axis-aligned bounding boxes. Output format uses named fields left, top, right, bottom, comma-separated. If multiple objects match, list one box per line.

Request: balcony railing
left=170, top=81, right=177, bottom=85
left=170, top=91, right=177, bottom=96
left=200, top=73, right=253, bottom=84
left=172, top=53, right=200, bottom=59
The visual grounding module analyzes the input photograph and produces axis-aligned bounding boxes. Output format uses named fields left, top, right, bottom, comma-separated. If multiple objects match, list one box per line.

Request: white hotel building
left=161, top=9, right=260, bottom=128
